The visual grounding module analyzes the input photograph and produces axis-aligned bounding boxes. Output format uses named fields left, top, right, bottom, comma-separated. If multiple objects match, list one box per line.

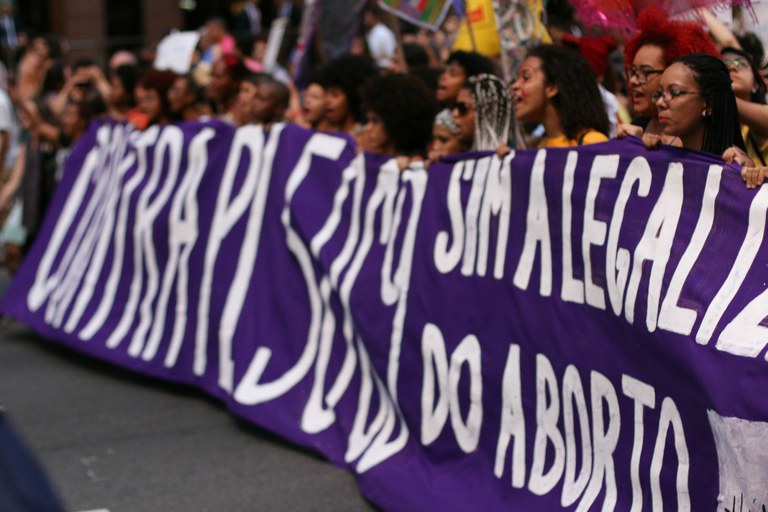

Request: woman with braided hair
left=511, top=44, right=609, bottom=147
left=644, top=53, right=745, bottom=157
left=452, top=73, right=513, bottom=151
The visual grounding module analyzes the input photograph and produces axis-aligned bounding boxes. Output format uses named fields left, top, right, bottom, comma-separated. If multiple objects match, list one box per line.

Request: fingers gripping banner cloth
left=4, top=120, right=768, bottom=511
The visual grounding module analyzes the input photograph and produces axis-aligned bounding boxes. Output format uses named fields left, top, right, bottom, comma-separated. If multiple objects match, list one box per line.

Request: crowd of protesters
left=1, top=0, right=768, bottom=272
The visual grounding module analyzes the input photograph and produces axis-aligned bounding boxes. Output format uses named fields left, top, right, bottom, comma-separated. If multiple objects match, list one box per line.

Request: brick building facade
left=17, top=0, right=236, bottom=64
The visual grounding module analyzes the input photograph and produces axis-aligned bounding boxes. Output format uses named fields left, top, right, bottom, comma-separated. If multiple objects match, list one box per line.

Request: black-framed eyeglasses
left=651, top=89, right=702, bottom=103
left=625, top=67, right=664, bottom=85
left=453, top=101, right=474, bottom=116
left=724, top=57, right=749, bottom=70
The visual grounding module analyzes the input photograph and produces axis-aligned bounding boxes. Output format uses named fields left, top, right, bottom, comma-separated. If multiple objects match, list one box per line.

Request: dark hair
left=235, top=34, right=257, bottom=58
left=736, top=32, right=765, bottom=68
left=410, top=66, right=440, bottom=93
left=673, top=53, right=745, bottom=155
left=219, top=54, right=249, bottom=82
left=242, top=71, right=270, bottom=86
left=178, top=73, right=205, bottom=105
left=113, top=64, right=140, bottom=107
left=74, top=89, right=108, bottom=121
left=526, top=44, right=610, bottom=140
left=464, top=73, right=513, bottom=150
left=445, top=51, right=496, bottom=79
left=304, top=68, right=327, bottom=89
left=362, top=73, right=438, bottom=156
left=323, top=55, right=379, bottom=124
left=72, top=57, right=98, bottom=72
left=137, top=68, right=179, bottom=119
left=263, top=77, right=290, bottom=111
left=402, top=43, right=429, bottom=69
left=721, top=46, right=766, bottom=104
left=42, top=60, right=67, bottom=95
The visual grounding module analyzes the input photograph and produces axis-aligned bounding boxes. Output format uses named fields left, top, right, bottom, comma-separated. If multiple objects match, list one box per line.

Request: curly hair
left=624, top=7, right=719, bottom=67
left=526, top=45, right=610, bottom=141
left=465, top=73, right=513, bottom=150
left=445, top=51, right=497, bottom=79
left=361, top=73, right=438, bottom=156
left=673, top=53, right=745, bottom=155
left=323, top=55, right=379, bottom=124
left=304, top=67, right=327, bottom=89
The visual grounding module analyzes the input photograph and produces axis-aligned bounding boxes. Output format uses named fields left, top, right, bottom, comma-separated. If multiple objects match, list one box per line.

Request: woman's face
left=61, top=102, right=86, bottom=140
left=437, top=61, right=466, bottom=105
left=136, top=86, right=164, bottom=124
left=452, top=88, right=475, bottom=148
left=511, top=56, right=550, bottom=124
left=167, top=76, right=193, bottom=114
left=302, top=83, right=326, bottom=125
left=655, top=62, right=708, bottom=149
left=208, top=59, right=237, bottom=104
left=430, top=124, right=462, bottom=159
left=324, top=86, right=350, bottom=125
left=628, top=44, right=666, bottom=117
left=723, top=51, right=755, bottom=100
left=362, top=110, right=393, bottom=155
left=235, top=80, right=259, bottom=125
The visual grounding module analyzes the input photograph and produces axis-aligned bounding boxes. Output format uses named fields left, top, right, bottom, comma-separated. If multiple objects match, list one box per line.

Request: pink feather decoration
left=570, top=0, right=754, bottom=32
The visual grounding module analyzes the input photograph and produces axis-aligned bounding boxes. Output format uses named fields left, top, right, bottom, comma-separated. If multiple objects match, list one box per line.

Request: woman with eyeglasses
left=644, top=53, right=746, bottom=157
left=510, top=45, right=609, bottom=148
left=618, top=7, right=718, bottom=142
left=720, top=47, right=768, bottom=166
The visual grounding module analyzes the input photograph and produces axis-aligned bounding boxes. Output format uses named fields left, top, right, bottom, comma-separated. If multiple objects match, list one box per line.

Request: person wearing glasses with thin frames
left=642, top=54, right=747, bottom=161
left=617, top=7, right=718, bottom=144
left=720, top=47, right=768, bottom=168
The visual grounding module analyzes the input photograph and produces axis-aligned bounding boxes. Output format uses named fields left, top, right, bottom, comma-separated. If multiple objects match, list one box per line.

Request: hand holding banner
left=5, top=121, right=768, bottom=511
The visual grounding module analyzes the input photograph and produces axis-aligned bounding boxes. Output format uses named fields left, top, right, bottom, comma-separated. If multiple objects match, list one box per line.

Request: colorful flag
left=379, top=0, right=454, bottom=30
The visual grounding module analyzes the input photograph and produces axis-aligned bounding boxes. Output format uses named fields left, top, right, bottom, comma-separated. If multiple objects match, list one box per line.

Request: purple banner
left=4, top=120, right=768, bottom=511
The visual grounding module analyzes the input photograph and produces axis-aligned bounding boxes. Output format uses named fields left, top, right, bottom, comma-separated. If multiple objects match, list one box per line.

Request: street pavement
left=0, top=319, right=379, bottom=512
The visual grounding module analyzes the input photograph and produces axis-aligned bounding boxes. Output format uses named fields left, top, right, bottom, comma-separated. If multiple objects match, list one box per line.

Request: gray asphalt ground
left=0, top=318, right=379, bottom=512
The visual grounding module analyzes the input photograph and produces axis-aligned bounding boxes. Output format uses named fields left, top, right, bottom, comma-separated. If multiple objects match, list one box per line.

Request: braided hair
left=466, top=73, right=513, bottom=151
left=526, top=45, right=610, bottom=141
left=673, top=53, right=746, bottom=156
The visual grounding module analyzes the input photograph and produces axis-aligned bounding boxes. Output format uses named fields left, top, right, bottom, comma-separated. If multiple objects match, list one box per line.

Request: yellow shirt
left=741, top=124, right=768, bottom=166
left=537, top=129, right=609, bottom=148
